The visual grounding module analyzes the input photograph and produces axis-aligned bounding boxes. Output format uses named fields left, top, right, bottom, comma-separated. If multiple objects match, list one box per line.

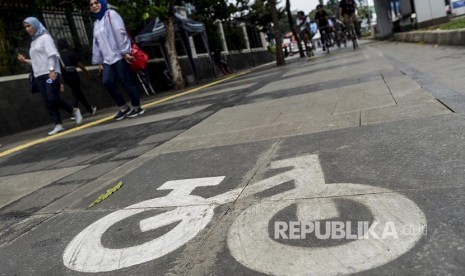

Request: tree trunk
left=165, top=15, right=184, bottom=90
left=286, top=0, right=304, bottom=58
left=269, top=0, right=285, bottom=66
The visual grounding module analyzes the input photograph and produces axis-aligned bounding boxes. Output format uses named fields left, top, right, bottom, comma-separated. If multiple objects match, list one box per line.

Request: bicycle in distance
left=304, top=32, right=316, bottom=57
left=345, top=17, right=358, bottom=49
left=320, top=27, right=332, bottom=54
left=333, top=18, right=348, bottom=48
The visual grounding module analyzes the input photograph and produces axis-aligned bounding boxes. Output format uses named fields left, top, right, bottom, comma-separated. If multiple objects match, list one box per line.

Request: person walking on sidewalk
left=213, top=48, right=231, bottom=75
left=57, top=39, right=97, bottom=118
left=17, top=17, right=82, bottom=136
left=89, top=0, right=144, bottom=120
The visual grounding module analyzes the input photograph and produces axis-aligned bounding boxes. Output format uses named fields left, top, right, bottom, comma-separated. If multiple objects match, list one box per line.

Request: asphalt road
left=1, top=40, right=465, bottom=276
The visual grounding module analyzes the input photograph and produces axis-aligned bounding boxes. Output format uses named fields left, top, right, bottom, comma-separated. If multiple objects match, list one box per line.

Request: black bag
left=29, top=73, right=39, bottom=94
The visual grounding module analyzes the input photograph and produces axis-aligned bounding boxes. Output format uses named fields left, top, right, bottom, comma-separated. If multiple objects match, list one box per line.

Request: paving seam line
left=365, top=44, right=461, bottom=113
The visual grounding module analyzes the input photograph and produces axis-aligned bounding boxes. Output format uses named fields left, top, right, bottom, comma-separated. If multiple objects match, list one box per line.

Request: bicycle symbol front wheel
left=228, top=183, right=426, bottom=276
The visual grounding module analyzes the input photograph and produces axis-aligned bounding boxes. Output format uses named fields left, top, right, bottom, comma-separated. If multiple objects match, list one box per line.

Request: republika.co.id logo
left=274, top=220, right=427, bottom=240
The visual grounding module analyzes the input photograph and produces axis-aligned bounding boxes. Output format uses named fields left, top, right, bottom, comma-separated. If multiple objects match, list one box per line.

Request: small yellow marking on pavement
left=87, top=181, right=123, bottom=209
left=307, top=55, right=323, bottom=61
left=0, top=71, right=249, bottom=159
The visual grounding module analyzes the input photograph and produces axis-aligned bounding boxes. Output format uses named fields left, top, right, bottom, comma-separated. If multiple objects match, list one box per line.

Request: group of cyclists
left=296, top=0, right=360, bottom=55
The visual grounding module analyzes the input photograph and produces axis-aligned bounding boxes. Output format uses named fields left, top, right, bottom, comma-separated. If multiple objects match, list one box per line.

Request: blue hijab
left=23, top=17, right=49, bottom=41
left=95, top=0, right=108, bottom=20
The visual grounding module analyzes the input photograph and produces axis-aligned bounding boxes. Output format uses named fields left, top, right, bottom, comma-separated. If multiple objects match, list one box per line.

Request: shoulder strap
left=107, top=10, right=134, bottom=44
left=299, top=16, right=307, bottom=27
left=107, top=10, right=113, bottom=28
left=59, top=57, right=65, bottom=68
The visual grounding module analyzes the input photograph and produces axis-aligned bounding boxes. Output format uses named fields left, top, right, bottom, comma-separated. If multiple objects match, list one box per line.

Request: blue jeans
left=35, top=74, right=73, bottom=125
left=102, top=59, right=140, bottom=108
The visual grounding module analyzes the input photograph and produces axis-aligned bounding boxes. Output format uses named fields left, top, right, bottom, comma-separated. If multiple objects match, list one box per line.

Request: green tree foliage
left=358, top=6, right=370, bottom=19
left=240, top=0, right=286, bottom=45
left=224, top=25, right=246, bottom=51
left=190, top=0, right=233, bottom=22
left=189, top=0, right=235, bottom=52
left=244, top=0, right=273, bottom=32
left=326, top=0, right=340, bottom=17
left=108, top=0, right=153, bottom=33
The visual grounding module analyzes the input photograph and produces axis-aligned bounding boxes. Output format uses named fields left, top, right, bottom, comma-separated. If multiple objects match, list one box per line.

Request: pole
left=366, top=0, right=371, bottom=26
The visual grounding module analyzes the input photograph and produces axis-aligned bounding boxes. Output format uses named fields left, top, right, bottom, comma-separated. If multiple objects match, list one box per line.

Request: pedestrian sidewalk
left=0, top=40, right=457, bottom=162
left=0, top=72, right=254, bottom=157
left=153, top=41, right=452, bottom=154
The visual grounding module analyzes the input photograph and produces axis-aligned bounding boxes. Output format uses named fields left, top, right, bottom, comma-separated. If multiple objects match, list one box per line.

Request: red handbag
left=108, top=11, right=149, bottom=73
left=129, top=43, right=149, bottom=73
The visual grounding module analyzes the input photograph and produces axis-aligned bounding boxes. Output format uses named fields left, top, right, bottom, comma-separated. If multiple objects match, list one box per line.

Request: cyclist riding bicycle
left=296, top=11, right=313, bottom=56
left=339, top=0, right=360, bottom=38
left=333, top=17, right=346, bottom=33
left=314, top=4, right=330, bottom=51
left=332, top=17, right=346, bottom=47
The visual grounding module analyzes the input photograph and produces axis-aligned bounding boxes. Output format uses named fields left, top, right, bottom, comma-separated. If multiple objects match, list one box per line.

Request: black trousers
left=65, top=76, right=92, bottom=114
left=35, top=74, right=73, bottom=125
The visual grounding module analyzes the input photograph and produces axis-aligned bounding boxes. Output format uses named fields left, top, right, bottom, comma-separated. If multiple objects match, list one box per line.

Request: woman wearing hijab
left=90, top=0, right=144, bottom=120
left=18, top=17, right=83, bottom=136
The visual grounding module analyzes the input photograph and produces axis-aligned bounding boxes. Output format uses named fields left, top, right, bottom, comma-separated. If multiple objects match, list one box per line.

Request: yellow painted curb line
left=307, top=56, right=322, bottom=60
left=0, top=71, right=249, bottom=159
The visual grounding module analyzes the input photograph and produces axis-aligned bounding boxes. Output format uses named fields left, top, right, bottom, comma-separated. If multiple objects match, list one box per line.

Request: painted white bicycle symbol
left=63, top=154, right=426, bottom=275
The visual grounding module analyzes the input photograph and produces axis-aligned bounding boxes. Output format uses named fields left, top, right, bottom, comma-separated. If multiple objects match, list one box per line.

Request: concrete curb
left=393, top=29, right=465, bottom=46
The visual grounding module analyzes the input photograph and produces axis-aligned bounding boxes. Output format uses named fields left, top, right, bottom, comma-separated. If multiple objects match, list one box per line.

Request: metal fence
left=0, top=2, right=94, bottom=77
left=247, top=25, right=263, bottom=49
left=43, top=11, right=91, bottom=49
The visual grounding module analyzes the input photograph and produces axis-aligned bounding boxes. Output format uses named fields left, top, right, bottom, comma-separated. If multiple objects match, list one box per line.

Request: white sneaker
left=73, top=108, right=83, bottom=124
left=48, top=124, right=65, bottom=136
left=91, top=106, right=97, bottom=116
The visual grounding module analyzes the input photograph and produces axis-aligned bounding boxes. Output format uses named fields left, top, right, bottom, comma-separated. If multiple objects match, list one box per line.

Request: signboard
left=452, top=0, right=465, bottom=16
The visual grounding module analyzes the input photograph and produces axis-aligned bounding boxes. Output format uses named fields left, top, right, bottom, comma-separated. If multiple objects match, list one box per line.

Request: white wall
left=399, top=0, right=413, bottom=16
left=413, top=0, right=447, bottom=23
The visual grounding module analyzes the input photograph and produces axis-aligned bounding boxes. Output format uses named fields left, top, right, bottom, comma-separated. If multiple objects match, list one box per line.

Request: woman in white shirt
left=90, top=0, right=144, bottom=121
left=17, top=17, right=83, bottom=136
